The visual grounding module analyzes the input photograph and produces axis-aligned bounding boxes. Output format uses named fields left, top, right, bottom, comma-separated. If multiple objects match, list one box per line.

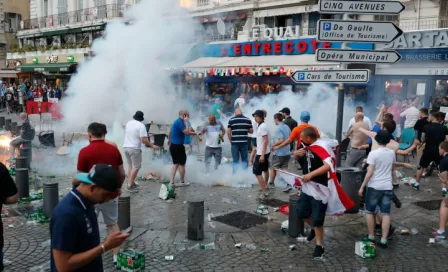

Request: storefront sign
left=203, top=38, right=374, bottom=57
left=5, top=59, right=24, bottom=69
left=381, top=29, right=448, bottom=49
left=200, top=13, right=246, bottom=23
left=46, top=55, right=59, bottom=63
left=27, top=53, right=84, bottom=64
left=248, top=26, right=300, bottom=40
left=428, top=68, right=448, bottom=75
left=396, top=48, right=448, bottom=62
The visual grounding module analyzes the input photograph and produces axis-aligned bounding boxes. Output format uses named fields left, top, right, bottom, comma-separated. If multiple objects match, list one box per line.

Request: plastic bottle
left=199, top=242, right=215, bottom=250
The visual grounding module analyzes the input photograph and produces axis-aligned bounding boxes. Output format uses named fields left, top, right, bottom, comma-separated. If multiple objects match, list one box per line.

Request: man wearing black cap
left=123, top=111, right=159, bottom=193
left=51, top=164, right=130, bottom=272
left=358, top=131, right=396, bottom=248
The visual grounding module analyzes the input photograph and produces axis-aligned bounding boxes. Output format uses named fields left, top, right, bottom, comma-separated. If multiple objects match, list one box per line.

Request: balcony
left=398, top=18, right=448, bottom=32
left=7, top=43, right=91, bottom=60
left=18, top=4, right=129, bottom=34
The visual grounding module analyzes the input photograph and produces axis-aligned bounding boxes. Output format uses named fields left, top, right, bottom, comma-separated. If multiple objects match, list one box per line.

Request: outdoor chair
left=398, top=127, right=416, bottom=163
left=28, top=114, right=42, bottom=132
left=41, top=113, right=53, bottom=130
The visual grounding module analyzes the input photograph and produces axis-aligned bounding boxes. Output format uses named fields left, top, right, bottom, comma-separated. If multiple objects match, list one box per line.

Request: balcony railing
left=399, top=18, right=448, bottom=32
left=20, top=4, right=130, bottom=31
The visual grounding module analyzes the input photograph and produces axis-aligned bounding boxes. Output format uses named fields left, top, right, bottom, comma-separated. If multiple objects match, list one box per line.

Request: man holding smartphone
left=168, top=110, right=196, bottom=187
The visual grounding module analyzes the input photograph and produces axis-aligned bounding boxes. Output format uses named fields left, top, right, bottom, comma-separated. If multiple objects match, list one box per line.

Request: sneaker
left=180, top=180, right=190, bottom=186
left=307, top=229, right=316, bottom=242
left=312, top=245, right=325, bottom=260
left=362, top=236, right=376, bottom=243
left=375, top=224, right=381, bottom=236
left=442, top=189, right=447, bottom=197
left=434, top=230, right=447, bottom=239
left=267, top=182, right=275, bottom=190
left=411, top=183, right=420, bottom=191
left=258, top=192, right=269, bottom=200
left=134, top=181, right=140, bottom=187
left=126, top=184, right=139, bottom=193
left=282, top=184, right=293, bottom=193
left=377, top=240, right=388, bottom=248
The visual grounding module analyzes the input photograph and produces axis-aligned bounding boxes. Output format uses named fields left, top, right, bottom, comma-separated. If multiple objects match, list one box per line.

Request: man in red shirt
left=73, top=122, right=125, bottom=267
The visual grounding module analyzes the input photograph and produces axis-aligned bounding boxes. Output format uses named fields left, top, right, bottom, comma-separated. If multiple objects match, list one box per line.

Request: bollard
left=15, top=157, right=27, bottom=169
left=0, top=116, right=5, bottom=129
left=15, top=168, right=29, bottom=198
left=118, top=196, right=131, bottom=231
left=10, top=122, right=17, bottom=133
left=43, top=182, right=59, bottom=218
left=288, top=195, right=304, bottom=237
left=187, top=200, right=204, bottom=240
left=5, top=119, right=11, bottom=131
left=337, top=167, right=363, bottom=213
left=22, top=141, right=32, bottom=149
left=19, top=147, right=31, bottom=169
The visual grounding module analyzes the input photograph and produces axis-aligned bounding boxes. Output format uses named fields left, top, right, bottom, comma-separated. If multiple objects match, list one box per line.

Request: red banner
left=26, top=101, right=63, bottom=119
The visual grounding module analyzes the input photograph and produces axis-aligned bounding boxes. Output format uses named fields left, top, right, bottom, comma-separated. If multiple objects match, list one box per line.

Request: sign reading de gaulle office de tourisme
left=291, top=69, right=370, bottom=83
left=318, top=20, right=403, bottom=43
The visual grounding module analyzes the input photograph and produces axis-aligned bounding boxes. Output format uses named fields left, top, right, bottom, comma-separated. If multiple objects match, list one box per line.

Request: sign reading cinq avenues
left=319, top=0, right=405, bottom=15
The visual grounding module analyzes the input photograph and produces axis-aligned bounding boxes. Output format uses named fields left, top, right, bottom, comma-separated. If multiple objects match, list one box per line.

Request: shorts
left=419, top=147, right=440, bottom=168
left=297, top=192, right=328, bottom=227
left=345, top=147, right=366, bottom=168
left=270, top=154, right=290, bottom=169
left=253, top=153, right=270, bottom=175
left=170, top=144, right=187, bottom=165
left=124, top=147, right=142, bottom=169
left=365, top=187, right=393, bottom=216
left=96, top=199, right=118, bottom=226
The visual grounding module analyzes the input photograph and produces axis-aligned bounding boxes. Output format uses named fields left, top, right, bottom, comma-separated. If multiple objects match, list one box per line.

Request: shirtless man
left=344, top=112, right=369, bottom=168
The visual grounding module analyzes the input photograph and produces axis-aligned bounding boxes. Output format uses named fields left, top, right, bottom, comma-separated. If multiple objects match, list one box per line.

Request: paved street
left=0, top=113, right=447, bottom=271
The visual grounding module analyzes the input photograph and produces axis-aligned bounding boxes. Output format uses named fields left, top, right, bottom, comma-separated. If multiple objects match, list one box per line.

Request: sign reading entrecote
left=316, top=48, right=401, bottom=64
left=319, top=0, right=405, bottom=15
left=318, top=20, right=403, bottom=43
left=291, top=69, right=370, bottom=83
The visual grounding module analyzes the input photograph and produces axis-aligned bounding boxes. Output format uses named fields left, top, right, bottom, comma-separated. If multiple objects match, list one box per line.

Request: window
left=197, top=0, right=210, bottom=7
left=43, top=0, right=49, bottom=16
left=276, top=15, right=293, bottom=28
left=94, top=0, right=107, bottom=19
left=77, top=0, right=84, bottom=10
left=374, top=15, right=399, bottom=23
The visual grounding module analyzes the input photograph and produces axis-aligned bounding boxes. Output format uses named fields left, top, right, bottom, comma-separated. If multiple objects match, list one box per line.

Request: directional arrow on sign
left=291, top=69, right=370, bottom=83
left=317, top=20, right=403, bottom=43
left=319, top=0, right=405, bottom=15
left=316, top=49, right=402, bottom=64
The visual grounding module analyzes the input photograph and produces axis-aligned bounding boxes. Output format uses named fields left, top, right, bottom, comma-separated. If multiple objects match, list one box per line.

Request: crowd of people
left=0, top=81, right=63, bottom=115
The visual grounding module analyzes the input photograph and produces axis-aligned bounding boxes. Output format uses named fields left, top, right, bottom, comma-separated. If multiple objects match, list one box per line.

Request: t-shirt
left=228, top=114, right=252, bottom=144
left=50, top=189, right=102, bottom=272
left=366, top=147, right=396, bottom=190
left=184, top=121, right=192, bottom=145
left=439, top=154, right=448, bottom=173
left=289, top=123, right=320, bottom=148
left=211, top=103, right=222, bottom=119
left=423, top=122, right=448, bottom=149
left=77, top=140, right=123, bottom=174
left=0, top=163, right=17, bottom=249
left=170, top=117, right=186, bottom=145
left=283, top=116, right=298, bottom=131
left=400, top=106, right=420, bottom=128
left=367, top=124, right=382, bottom=145
left=348, top=116, right=373, bottom=130
left=203, top=121, right=224, bottom=148
left=123, top=120, right=147, bottom=149
left=256, top=122, right=271, bottom=155
left=414, top=117, right=429, bottom=142
left=274, top=123, right=291, bottom=156
left=299, top=149, right=328, bottom=186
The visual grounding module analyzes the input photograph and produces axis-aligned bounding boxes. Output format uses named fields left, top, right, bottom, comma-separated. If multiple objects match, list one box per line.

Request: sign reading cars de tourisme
left=291, top=69, right=370, bottom=83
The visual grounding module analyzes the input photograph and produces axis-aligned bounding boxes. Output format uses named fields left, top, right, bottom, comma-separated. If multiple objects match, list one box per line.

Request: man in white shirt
left=123, top=111, right=159, bottom=193
left=199, top=114, right=225, bottom=172
left=251, top=110, right=271, bottom=200
left=347, top=106, right=372, bottom=131
left=358, top=130, right=395, bottom=248
left=400, top=99, right=420, bottom=128
left=234, top=94, right=245, bottom=109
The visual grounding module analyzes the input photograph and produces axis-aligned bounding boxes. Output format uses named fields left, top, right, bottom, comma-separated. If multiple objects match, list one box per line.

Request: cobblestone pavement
left=0, top=112, right=447, bottom=271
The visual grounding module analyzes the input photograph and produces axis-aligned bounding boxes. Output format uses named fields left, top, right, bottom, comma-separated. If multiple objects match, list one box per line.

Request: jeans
left=231, top=143, right=248, bottom=174
left=205, top=146, right=222, bottom=171
left=0, top=249, right=3, bottom=272
left=365, top=187, right=393, bottom=215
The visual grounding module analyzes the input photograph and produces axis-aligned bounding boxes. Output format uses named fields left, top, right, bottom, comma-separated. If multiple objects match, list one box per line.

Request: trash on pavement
left=281, top=220, right=288, bottom=230
left=355, top=241, right=376, bottom=259
left=359, top=267, right=369, bottom=272
left=158, top=183, right=176, bottom=200
left=273, top=207, right=280, bottom=212
left=40, top=239, right=51, bottom=248
left=289, top=245, right=296, bottom=251
left=164, top=256, right=174, bottom=261
left=18, top=192, right=43, bottom=204
left=140, top=172, right=159, bottom=181
left=29, top=261, right=51, bottom=272
left=260, top=248, right=269, bottom=252
left=429, top=238, right=435, bottom=244
left=8, top=224, right=13, bottom=228
left=256, top=205, right=268, bottom=215
left=199, top=242, right=215, bottom=250
left=401, top=228, right=410, bottom=235
left=246, top=243, right=257, bottom=250
left=234, top=243, right=242, bottom=248
left=279, top=204, right=289, bottom=215
left=222, top=197, right=232, bottom=204
left=297, top=237, right=308, bottom=243
left=24, top=208, right=49, bottom=223
left=116, top=249, right=145, bottom=271
left=411, top=228, right=419, bottom=235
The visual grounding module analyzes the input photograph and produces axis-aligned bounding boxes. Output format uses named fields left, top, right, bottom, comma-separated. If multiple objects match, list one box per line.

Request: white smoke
left=60, top=0, right=198, bottom=130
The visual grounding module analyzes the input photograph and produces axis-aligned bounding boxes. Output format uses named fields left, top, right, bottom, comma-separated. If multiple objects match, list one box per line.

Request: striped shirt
left=228, top=114, right=252, bottom=144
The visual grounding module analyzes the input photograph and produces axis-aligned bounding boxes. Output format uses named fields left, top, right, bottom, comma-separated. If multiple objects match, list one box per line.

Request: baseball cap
left=300, top=111, right=311, bottom=122
left=279, top=107, right=290, bottom=115
left=252, top=110, right=265, bottom=118
left=375, top=130, right=391, bottom=146
left=133, top=111, right=144, bottom=122
left=75, top=164, right=121, bottom=192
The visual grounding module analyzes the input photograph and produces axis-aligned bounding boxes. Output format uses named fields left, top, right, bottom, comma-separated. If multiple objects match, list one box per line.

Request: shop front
left=375, top=29, right=448, bottom=110
left=14, top=53, right=82, bottom=88
left=182, top=31, right=375, bottom=108
left=0, top=59, right=25, bottom=83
